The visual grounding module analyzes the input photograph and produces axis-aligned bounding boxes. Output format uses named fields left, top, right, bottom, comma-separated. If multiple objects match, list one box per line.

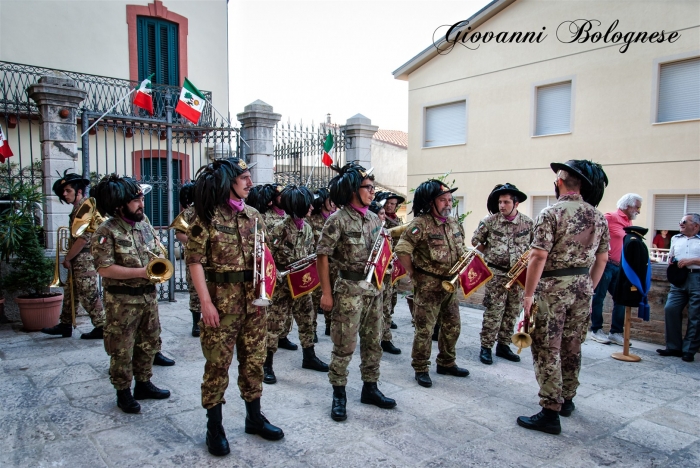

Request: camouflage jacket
left=307, top=212, right=329, bottom=247
left=91, top=217, right=161, bottom=288
left=471, top=212, right=534, bottom=275
left=395, top=214, right=467, bottom=277
left=263, top=208, right=285, bottom=232
left=317, top=206, right=382, bottom=276
left=269, top=216, right=314, bottom=268
left=69, top=197, right=97, bottom=276
left=531, top=194, right=610, bottom=294
left=384, top=213, right=403, bottom=248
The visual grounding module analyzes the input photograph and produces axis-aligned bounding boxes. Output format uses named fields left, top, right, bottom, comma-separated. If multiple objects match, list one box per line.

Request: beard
left=628, top=212, right=638, bottom=220
left=122, top=204, right=145, bottom=222
left=439, top=207, right=452, bottom=217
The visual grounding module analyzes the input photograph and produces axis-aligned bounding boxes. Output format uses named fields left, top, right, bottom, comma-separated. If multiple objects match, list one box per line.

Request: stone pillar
left=237, top=100, right=281, bottom=185
left=342, top=113, right=378, bottom=169
left=27, top=75, right=87, bottom=251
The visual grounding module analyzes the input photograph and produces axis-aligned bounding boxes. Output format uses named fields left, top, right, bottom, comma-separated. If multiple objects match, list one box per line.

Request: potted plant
left=0, top=167, right=63, bottom=330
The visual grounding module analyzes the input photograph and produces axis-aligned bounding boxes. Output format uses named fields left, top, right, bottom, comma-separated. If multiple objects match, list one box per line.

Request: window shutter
left=654, top=195, right=686, bottom=231
left=532, top=196, right=553, bottom=217
left=657, top=57, right=700, bottom=123
left=136, top=16, right=179, bottom=86
left=686, top=195, right=700, bottom=214
left=424, top=101, right=466, bottom=147
left=535, top=82, right=572, bottom=136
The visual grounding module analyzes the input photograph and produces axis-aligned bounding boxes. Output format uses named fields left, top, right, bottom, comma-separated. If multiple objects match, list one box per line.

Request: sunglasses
left=359, top=184, right=376, bottom=192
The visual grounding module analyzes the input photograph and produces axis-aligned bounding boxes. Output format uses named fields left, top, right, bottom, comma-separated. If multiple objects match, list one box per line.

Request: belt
left=689, top=269, right=700, bottom=273
left=608, top=259, right=621, bottom=267
left=541, top=267, right=590, bottom=278
left=487, top=262, right=509, bottom=273
left=205, top=270, right=253, bottom=283
left=338, top=270, right=366, bottom=282
left=414, top=267, right=452, bottom=281
left=105, top=285, right=156, bottom=296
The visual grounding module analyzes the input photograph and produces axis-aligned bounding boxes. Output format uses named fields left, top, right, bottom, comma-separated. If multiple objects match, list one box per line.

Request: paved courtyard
left=1, top=295, right=699, bottom=467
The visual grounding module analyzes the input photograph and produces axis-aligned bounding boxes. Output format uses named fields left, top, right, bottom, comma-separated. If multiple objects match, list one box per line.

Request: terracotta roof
left=373, top=129, right=408, bottom=148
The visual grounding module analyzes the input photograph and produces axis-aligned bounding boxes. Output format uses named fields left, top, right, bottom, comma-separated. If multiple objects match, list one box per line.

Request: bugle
left=505, top=248, right=531, bottom=290
left=511, top=302, right=538, bottom=354
left=49, top=226, right=76, bottom=327
left=71, top=197, right=106, bottom=238
left=387, top=224, right=409, bottom=239
left=359, top=224, right=388, bottom=290
left=278, top=254, right=317, bottom=279
left=145, top=245, right=174, bottom=283
left=441, top=250, right=478, bottom=293
left=252, top=219, right=272, bottom=306
left=168, top=211, right=190, bottom=233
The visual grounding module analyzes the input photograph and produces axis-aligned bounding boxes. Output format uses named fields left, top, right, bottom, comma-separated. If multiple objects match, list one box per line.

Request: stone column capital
left=237, top=100, right=280, bottom=185
left=237, top=100, right=282, bottom=129
left=27, top=75, right=87, bottom=109
left=342, top=114, right=377, bottom=168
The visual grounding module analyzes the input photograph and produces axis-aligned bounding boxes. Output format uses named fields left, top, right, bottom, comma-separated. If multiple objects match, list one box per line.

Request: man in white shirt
left=657, top=213, right=700, bottom=362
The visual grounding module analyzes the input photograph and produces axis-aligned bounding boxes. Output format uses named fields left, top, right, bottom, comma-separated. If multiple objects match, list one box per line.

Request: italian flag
left=133, top=74, right=154, bottom=115
left=0, top=125, right=13, bottom=163
left=175, top=78, right=206, bottom=124
left=322, top=132, right=334, bottom=167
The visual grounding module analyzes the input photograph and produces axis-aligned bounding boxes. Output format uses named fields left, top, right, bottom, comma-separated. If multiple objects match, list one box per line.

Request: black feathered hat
left=193, top=159, right=238, bottom=224
left=52, top=170, right=90, bottom=203
left=551, top=159, right=608, bottom=207
left=328, top=161, right=374, bottom=207
left=93, top=174, right=143, bottom=217
left=225, top=157, right=257, bottom=177
left=179, top=182, right=196, bottom=208
left=375, top=190, right=406, bottom=206
left=368, top=200, right=386, bottom=215
left=261, top=183, right=284, bottom=211
left=280, top=185, right=314, bottom=219
left=412, top=179, right=458, bottom=216
left=246, top=185, right=267, bottom=213
left=312, top=187, right=331, bottom=215
left=487, top=183, right=527, bottom=215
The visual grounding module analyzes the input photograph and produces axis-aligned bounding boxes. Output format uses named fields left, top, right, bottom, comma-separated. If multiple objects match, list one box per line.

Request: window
left=141, top=158, right=182, bottom=227
left=657, top=57, right=700, bottom=123
left=654, top=194, right=700, bottom=231
left=424, top=101, right=466, bottom=147
left=137, top=16, right=179, bottom=85
left=531, top=195, right=556, bottom=217
left=534, top=81, right=572, bottom=136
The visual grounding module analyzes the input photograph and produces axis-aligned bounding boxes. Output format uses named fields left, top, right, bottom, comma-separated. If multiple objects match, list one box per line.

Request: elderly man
left=657, top=213, right=700, bottom=362
left=590, top=193, right=643, bottom=346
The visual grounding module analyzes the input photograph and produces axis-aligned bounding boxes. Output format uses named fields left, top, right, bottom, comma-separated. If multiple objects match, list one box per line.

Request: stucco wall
left=371, top=139, right=408, bottom=197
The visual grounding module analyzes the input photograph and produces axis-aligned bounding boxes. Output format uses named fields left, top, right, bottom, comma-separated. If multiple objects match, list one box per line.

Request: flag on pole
left=458, top=254, right=493, bottom=299
left=175, top=78, right=206, bottom=124
left=287, top=263, right=320, bottom=299
left=133, top=74, right=154, bottom=115
left=390, top=255, right=407, bottom=285
left=372, top=235, right=393, bottom=289
left=0, top=125, right=14, bottom=163
left=321, top=132, right=334, bottom=167
left=262, top=245, right=277, bottom=299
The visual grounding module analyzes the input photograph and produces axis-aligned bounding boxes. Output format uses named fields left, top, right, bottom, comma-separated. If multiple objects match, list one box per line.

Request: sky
left=228, top=0, right=492, bottom=132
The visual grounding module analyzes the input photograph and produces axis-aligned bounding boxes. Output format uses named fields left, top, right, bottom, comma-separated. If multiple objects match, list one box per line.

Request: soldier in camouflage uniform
left=186, top=159, right=283, bottom=457
left=517, top=160, right=609, bottom=435
left=173, top=182, right=201, bottom=337
left=308, top=187, right=337, bottom=336
left=472, top=183, right=533, bottom=365
left=377, top=191, right=405, bottom=335
left=91, top=175, right=171, bottom=414
left=42, top=171, right=105, bottom=339
left=395, top=180, right=470, bottom=389
left=263, top=185, right=329, bottom=385
left=317, top=162, right=397, bottom=422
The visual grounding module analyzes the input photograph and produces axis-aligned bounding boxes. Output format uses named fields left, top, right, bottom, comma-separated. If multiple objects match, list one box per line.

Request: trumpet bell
left=147, top=258, right=174, bottom=283
left=168, top=212, right=190, bottom=233
left=511, top=332, right=532, bottom=353
left=441, top=279, right=458, bottom=293
left=71, top=198, right=105, bottom=237
left=252, top=296, right=272, bottom=307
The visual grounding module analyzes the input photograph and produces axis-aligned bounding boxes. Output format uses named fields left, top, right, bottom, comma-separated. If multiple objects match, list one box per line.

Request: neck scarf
left=350, top=203, right=368, bottom=217
left=228, top=198, right=244, bottom=213
left=272, top=205, right=285, bottom=216
left=120, top=216, right=136, bottom=227
left=292, top=217, right=305, bottom=230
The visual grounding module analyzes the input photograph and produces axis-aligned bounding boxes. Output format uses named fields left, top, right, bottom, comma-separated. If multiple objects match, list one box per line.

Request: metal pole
left=81, top=109, right=90, bottom=196
left=165, top=91, right=175, bottom=302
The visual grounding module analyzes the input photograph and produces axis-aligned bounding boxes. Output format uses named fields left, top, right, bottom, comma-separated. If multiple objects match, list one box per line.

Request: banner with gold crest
left=263, top=245, right=277, bottom=299
left=287, top=262, right=320, bottom=299
left=458, top=254, right=493, bottom=298
left=373, top=236, right=393, bottom=290
left=390, top=254, right=407, bottom=285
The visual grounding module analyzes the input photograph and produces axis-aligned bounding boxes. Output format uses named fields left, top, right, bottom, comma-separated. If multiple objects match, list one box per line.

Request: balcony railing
left=650, top=248, right=670, bottom=264
left=0, top=60, right=214, bottom=126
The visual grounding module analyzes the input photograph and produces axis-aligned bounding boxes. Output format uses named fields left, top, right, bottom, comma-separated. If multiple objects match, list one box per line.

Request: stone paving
left=1, top=295, right=699, bottom=467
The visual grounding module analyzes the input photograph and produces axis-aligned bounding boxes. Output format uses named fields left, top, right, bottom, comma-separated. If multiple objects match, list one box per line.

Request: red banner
left=263, top=245, right=277, bottom=299
left=515, top=268, right=527, bottom=289
left=459, top=254, right=493, bottom=298
left=391, top=255, right=407, bottom=285
left=287, top=262, right=320, bottom=299
left=373, top=236, right=392, bottom=290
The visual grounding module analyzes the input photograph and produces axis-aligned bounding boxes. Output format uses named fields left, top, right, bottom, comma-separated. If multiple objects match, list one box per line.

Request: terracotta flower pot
left=15, top=293, right=64, bottom=331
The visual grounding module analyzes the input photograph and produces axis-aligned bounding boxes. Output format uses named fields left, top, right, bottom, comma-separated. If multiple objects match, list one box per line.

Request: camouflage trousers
left=308, top=263, right=339, bottom=335
left=185, top=266, right=201, bottom=312
left=531, top=289, right=591, bottom=412
left=60, top=272, right=105, bottom=327
left=480, top=274, right=522, bottom=348
left=411, top=273, right=461, bottom=372
left=381, top=275, right=395, bottom=342
left=200, top=307, right=267, bottom=408
left=267, top=281, right=315, bottom=353
left=103, top=291, right=160, bottom=390
left=328, top=277, right=383, bottom=386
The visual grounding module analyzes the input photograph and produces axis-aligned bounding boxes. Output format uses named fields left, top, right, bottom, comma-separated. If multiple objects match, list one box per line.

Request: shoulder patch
left=410, top=226, right=420, bottom=235
left=273, top=238, right=281, bottom=245
left=191, top=225, right=204, bottom=238
left=327, top=224, right=336, bottom=235
left=98, top=236, right=107, bottom=245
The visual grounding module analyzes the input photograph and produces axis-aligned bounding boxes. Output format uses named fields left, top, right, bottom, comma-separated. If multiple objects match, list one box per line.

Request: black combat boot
left=436, top=364, right=470, bottom=377
left=133, top=380, right=171, bottom=400
left=244, top=398, right=284, bottom=440
left=480, top=346, right=493, bottom=365
left=517, top=408, right=562, bottom=435
left=153, top=351, right=175, bottom=366
left=390, top=321, right=398, bottom=329
left=381, top=340, right=401, bottom=355
left=415, top=372, right=432, bottom=388
left=278, top=336, right=298, bottom=351
left=559, top=399, right=575, bottom=417
left=331, top=385, right=347, bottom=421
left=116, top=388, right=141, bottom=414
left=263, top=350, right=277, bottom=384
left=206, top=404, right=230, bottom=456
left=432, top=323, right=440, bottom=341
left=302, top=346, right=329, bottom=372
left=360, top=382, right=397, bottom=409
left=80, top=326, right=103, bottom=340
left=191, top=311, right=201, bottom=337
left=41, top=323, right=72, bottom=338
left=496, top=343, right=521, bottom=362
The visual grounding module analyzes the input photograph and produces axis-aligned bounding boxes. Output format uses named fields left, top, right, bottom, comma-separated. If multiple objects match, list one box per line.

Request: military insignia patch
left=239, top=160, right=248, bottom=170
left=273, top=238, right=280, bottom=245
left=191, top=225, right=203, bottom=238
left=410, top=226, right=419, bottom=235
left=98, top=236, right=107, bottom=244
left=327, top=225, right=336, bottom=235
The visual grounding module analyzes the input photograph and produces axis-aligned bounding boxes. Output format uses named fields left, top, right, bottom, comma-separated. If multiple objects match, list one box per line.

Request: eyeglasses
left=359, top=184, right=376, bottom=192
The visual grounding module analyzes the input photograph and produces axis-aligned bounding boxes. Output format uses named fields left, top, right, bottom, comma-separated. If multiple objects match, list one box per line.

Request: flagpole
left=80, top=89, right=135, bottom=137
left=305, top=155, right=320, bottom=187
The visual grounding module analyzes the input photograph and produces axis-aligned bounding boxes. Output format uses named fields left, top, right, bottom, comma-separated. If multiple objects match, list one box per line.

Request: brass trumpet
left=388, top=224, right=409, bottom=239
left=512, top=302, right=538, bottom=354
left=441, top=250, right=478, bottom=293
left=168, top=211, right=190, bottom=233
left=505, top=249, right=531, bottom=290
left=359, top=224, right=388, bottom=290
left=146, top=245, right=174, bottom=283
left=49, top=226, right=76, bottom=326
left=252, top=219, right=272, bottom=306
left=278, top=254, right=317, bottom=279
left=71, top=197, right=106, bottom=238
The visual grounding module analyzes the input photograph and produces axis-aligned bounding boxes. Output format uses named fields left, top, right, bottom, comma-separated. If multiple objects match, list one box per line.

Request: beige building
left=393, top=0, right=700, bottom=244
